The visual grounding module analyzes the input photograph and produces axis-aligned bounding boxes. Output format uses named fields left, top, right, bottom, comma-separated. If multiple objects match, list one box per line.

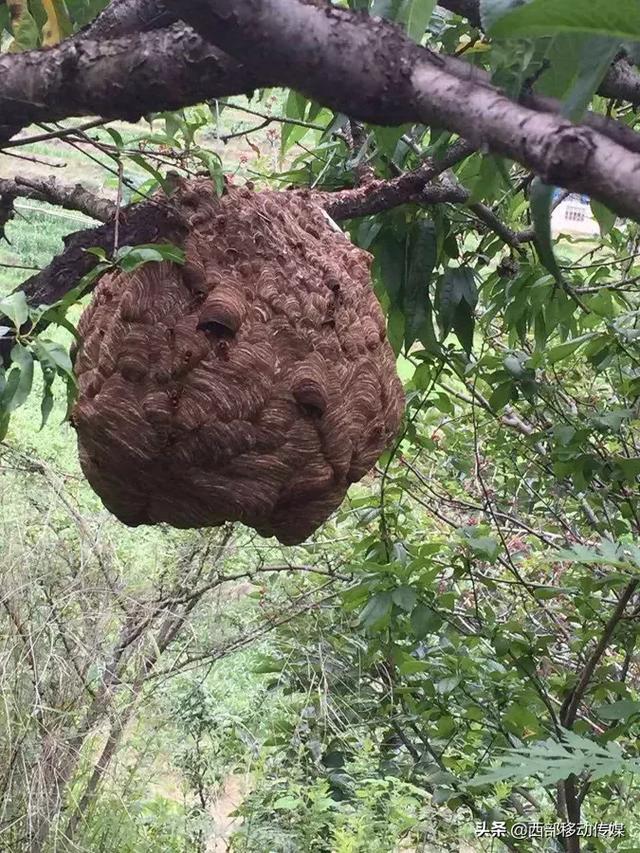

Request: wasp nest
left=72, top=182, right=405, bottom=544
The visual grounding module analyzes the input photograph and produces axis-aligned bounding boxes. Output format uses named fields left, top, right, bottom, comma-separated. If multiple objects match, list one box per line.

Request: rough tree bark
left=0, top=23, right=262, bottom=142
left=0, top=177, right=116, bottom=223
left=1, top=0, right=639, bottom=221
left=78, top=0, right=174, bottom=39
left=166, top=0, right=640, bottom=222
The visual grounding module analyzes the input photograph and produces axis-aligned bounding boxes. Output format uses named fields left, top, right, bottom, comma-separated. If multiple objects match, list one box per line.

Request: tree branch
left=0, top=142, right=535, bottom=355
left=599, top=57, right=640, bottom=106
left=0, top=24, right=263, bottom=144
left=78, top=0, right=175, bottom=40
left=0, top=176, right=116, bottom=222
left=317, top=138, right=476, bottom=219
left=560, top=580, right=638, bottom=729
left=169, top=0, right=640, bottom=222
left=0, top=0, right=637, bottom=224
left=0, top=191, right=187, bottom=364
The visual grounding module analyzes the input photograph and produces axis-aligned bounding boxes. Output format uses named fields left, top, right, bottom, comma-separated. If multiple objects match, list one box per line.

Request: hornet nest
left=72, top=181, right=405, bottom=545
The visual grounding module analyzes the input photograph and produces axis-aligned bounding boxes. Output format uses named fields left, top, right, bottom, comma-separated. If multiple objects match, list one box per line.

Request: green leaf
left=131, top=243, right=186, bottom=264
left=387, top=306, right=405, bottom=356
left=392, top=585, right=418, bottom=612
left=0, top=410, right=9, bottom=442
left=129, top=176, right=161, bottom=204
left=401, top=0, right=437, bottom=42
left=128, top=154, right=172, bottom=195
left=360, top=591, right=393, bottom=628
left=252, top=655, right=285, bottom=674
left=468, top=155, right=509, bottom=205
left=489, top=381, right=513, bottom=411
left=104, top=126, right=125, bottom=151
left=404, top=219, right=437, bottom=350
left=0, top=291, right=29, bottom=330
left=40, top=363, right=55, bottom=429
left=3, top=344, right=34, bottom=412
left=273, top=796, right=303, bottom=810
left=34, top=339, right=74, bottom=379
left=65, top=0, right=105, bottom=28
left=193, top=150, right=225, bottom=196
left=530, top=178, right=565, bottom=288
left=503, top=702, right=542, bottom=735
left=613, top=456, right=640, bottom=481
left=452, top=300, right=475, bottom=355
left=37, top=308, right=80, bottom=342
left=373, top=124, right=412, bottom=159
left=371, top=0, right=405, bottom=20
left=397, top=652, right=430, bottom=674
left=591, top=200, right=617, bottom=236
left=597, top=700, right=640, bottom=721
left=85, top=246, right=108, bottom=261
left=467, top=535, right=500, bottom=562
left=562, top=37, right=619, bottom=121
left=373, top=222, right=405, bottom=307
left=487, top=0, right=640, bottom=41
left=115, top=243, right=186, bottom=272
left=410, top=604, right=443, bottom=638
left=282, top=91, right=312, bottom=154
left=538, top=34, right=589, bottom=99
left=435, top=267, right=477, bottom=353
left=480, top=0, right=523, bottom=30
left=437, top=675, right=460, bottom=695
left=436, top=715, right=456, bottom=738
left=7, top=0, right=40, bottom=50
left=546, top=333, right=595, bottom=364
left=532, top=586, right=560, bottom=600
left=470, top=729, right=640, bottom=787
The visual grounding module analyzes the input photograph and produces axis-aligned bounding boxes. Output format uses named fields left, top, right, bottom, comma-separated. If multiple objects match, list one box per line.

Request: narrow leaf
left=530, top=179, right=564, bottom=288
left=41, top=0, right=72, bottom=45
left=404, top=219, right=437, bottom=350
left=401, top=0, right=437, bottom=43
left=5, top=344, right=34, bottom=412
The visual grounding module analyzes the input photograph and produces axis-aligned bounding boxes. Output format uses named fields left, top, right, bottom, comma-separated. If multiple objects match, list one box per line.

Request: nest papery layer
left=73, top=182, right=405, bottom=544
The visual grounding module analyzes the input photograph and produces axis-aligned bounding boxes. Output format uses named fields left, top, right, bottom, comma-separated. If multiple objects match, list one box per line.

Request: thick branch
left=318, top=138, right=475, bottom=219
left=0, top=176, right=115, bottom=222
left=0, top=160, right=526, bottom=369
left=76, top=0, right=640, bottom=114
left=6, top=167, right=466, bottom=321
left=171, top=0, right=640, bottom=222
left=599, top=57, right=640, bottom=105
left=78, top=0, right=175, bottom=39
left=0, top=24, right=262, bottom=144
left=0, top=0, right=637, bottom=223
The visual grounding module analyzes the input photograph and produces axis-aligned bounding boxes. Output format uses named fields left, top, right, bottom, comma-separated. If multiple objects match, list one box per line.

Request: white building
left=551, top=193, right=600, bottom=237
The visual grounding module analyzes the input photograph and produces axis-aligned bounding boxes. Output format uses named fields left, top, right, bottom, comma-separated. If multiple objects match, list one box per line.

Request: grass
left=0, top=204, right=90, bottom=293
